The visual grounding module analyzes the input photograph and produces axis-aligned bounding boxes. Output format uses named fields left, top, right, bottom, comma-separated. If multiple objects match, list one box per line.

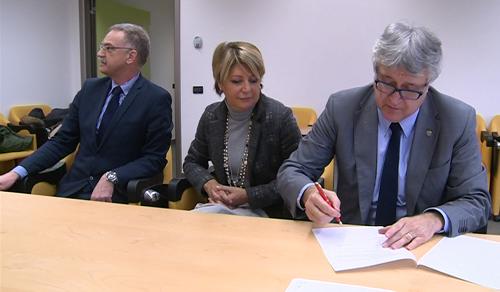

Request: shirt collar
left=377, top=108, right=420, bottom=138
left=111, top=73, right=140, bottom=96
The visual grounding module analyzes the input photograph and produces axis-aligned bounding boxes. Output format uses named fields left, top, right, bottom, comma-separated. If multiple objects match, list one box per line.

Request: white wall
left=179, top=0, right=500, bottom=160
left=2, top=0, right=499, bottom=165
left=0, top=0, right=175, bottom=118
left=117, top=0, right=175, bottom=94
left=0, top=0, right=81, bottom=115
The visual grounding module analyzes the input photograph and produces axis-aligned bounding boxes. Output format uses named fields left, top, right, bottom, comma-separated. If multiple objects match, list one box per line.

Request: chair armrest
left=167, top=176, right=193, bottom=202
left=126, top=173, right=163, bottom=204
left=482, top=131, right=500, bottom=147
left=141, top=176, right=207, bottom=210
left=10, top=160, right=66, bottom=194
left=167, top=165, right=215, bottom=200
left=166, top=177, right=207, bottom=210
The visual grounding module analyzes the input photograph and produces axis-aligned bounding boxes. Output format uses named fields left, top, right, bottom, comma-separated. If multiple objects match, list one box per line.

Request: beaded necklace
left=223, top=113, right=253, bottom=188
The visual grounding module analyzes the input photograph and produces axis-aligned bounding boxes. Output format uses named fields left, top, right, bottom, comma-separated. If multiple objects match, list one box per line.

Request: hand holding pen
left=314, top=182, right=343, bottom=224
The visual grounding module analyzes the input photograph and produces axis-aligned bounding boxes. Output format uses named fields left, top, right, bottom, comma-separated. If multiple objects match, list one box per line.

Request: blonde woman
left=183, top=41, right=301, bottom=218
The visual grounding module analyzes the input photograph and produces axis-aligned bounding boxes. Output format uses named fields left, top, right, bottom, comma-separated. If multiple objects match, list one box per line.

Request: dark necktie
left=375, top=122, right=402, bottom=226
left=97, top=86, right=122, bottom=144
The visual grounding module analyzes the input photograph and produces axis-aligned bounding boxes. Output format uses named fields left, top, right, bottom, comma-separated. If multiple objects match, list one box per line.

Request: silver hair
left=373, top=22, right=442, bottom=83
left=109, top=23, right=150, bottom=66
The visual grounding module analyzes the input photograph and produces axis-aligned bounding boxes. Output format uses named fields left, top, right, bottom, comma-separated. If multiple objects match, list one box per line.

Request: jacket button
left=89, top=176, right=94, bottom=181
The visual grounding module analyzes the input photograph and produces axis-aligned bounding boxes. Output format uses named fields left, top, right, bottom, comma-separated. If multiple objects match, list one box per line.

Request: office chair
left=8, top=104, right=52, bottom=147
left=146, top=160, right=333, bottom=211
left=0, top=113, right=37, bottom=174
left=10, top=147, right=167, bottom=204
left=320, top=159, right=335, bottom=191
left=8, top=104, right=52, bottom=124
left=142, top=162, right=208, bottom=210
left=477, top=114, right=492, bottom=186
left=291, top=107, right=317, bottom=135
left=487, top=115, right=500, bottom=221
left=12, top=160, right=163, bottom=203
left=127, top=148, right=174, bottom=206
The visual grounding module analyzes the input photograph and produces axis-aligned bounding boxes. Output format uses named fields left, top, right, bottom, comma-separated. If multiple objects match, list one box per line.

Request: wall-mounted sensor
left=193, top=36, right=203, bottom=49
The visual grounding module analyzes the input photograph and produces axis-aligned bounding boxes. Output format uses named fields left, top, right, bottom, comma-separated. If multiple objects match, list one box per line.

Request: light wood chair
left=8, top=104, right=52, bottom=125
left=488, top=115, right=500, bottom=220
left=126, top=147, right=174, bottom=207
left=477, top=114, right=492, bottom=186
left=291, top=107, right=317, bottom=135
left=0, top=113, right=36, bottom=174
left=8, top=104, right=53, bottom=147
left=321, top=159, right=335, bottom=191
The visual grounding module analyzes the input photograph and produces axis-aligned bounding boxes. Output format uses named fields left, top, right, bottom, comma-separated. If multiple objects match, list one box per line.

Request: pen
left=314, top=182, right=343, bottom=224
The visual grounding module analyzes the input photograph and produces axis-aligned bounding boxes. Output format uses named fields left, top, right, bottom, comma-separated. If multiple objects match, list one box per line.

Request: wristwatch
left=105, top=171, right=119, bottom=184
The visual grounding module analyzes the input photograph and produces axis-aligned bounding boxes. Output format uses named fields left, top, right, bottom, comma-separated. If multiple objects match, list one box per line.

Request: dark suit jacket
left=278, top=85, right=491, bottom=236
left=183, top=94, right=301, bottom=218
left=20, top=75, right=172, bottom=202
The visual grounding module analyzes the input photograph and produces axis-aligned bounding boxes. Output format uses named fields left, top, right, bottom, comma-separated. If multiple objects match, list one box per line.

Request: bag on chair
left=0, top=125, right=33, bottom=153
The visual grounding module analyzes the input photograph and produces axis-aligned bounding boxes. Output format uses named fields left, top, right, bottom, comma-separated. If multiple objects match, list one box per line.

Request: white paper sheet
left=312, top=226, right=416, bottom=271
left=418, top=235, right=500, bottom=290
left=313, top=227, right=500, bottom=290
left=286, top=278, right=394, bottom=292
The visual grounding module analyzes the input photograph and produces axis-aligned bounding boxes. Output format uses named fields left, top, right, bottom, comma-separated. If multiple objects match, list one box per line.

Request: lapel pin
left=426, top=129, right=433, bottom=137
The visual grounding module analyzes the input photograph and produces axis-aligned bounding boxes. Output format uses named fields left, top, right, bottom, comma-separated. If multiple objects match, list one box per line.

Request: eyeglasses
left=99, top=44, right=135, bottom=53
left=374, top=79, right=427, bottom=100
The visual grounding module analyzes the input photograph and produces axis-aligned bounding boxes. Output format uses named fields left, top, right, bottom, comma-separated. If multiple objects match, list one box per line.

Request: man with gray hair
left=0, top=23, right=172, bottom=203
left=277, top=22, right=490, bottom=249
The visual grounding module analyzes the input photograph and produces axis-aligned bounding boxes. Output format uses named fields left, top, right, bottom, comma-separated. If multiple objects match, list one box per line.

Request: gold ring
left=405, top=232, right=413, bottom=241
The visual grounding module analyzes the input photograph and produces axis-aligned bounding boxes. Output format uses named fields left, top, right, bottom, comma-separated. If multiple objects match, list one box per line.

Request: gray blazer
left=183, top=94, right=301, bottom=218
left=277, top=85, right=490, bottom=236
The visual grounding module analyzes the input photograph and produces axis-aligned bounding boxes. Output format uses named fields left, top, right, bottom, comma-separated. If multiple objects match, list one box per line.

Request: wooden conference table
left=1, top=192, right=498, bottom=291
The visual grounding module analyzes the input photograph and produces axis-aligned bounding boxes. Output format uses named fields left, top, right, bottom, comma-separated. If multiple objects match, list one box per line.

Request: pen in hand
left=314, top=182, right=343, bottom=224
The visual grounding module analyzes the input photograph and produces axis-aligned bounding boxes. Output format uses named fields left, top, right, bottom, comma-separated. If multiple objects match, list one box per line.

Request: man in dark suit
left=277, top=22, right=490, bottom=249
left=0, top=23, right=172, bottom=203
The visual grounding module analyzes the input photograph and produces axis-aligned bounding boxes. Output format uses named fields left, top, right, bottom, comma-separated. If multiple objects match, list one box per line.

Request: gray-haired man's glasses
left=99, top=44, right=134, bottom=53
left=374, top=80, right=427, bottom=100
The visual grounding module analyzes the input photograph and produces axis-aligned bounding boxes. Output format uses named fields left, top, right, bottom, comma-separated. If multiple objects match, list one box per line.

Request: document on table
left=286, top=278, right=394, bottom=292
left=418, top=235, right=500, bottom=290
left=313, top=226, right=500, bottom=290
left=312, top=226, right=416, bottom=271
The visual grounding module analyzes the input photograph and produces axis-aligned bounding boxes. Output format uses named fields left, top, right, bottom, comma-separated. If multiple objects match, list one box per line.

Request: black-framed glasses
left=374, top=79, right=427, bottom=100
left=99, top=44, right=135, bottom=53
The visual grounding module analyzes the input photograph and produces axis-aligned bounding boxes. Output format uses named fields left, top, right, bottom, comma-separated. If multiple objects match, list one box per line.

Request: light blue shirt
left=13, top=74, right=140, bottom=179
left=370, top=109, right=449, bottom=232
left=96, top=73, right=140, bottom=129
left=369, top=109, right=418, bottom=224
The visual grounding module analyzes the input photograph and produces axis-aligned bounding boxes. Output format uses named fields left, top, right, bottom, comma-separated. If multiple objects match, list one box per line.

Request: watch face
left=106, top=171, right=118, bottom=184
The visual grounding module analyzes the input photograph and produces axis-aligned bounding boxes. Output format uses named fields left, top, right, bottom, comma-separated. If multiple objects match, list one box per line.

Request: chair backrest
left=0, top=113, right=9, bottom=125
left=8, top=104, right=52, bottom=125
left=291, top=107, right=317, bottom=129
left=0, top=113, right=36, bottom=174
left=164, top=147, right=173, bottom=183
left=489, top=115, right=500, bottom=218
left=476, top=114, right=492, bottom=186
left=321, top=159, right=335, bottom=191
left=491, top=115, right=500, bottom=133
left=63, top=145, right=78, bottom=171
